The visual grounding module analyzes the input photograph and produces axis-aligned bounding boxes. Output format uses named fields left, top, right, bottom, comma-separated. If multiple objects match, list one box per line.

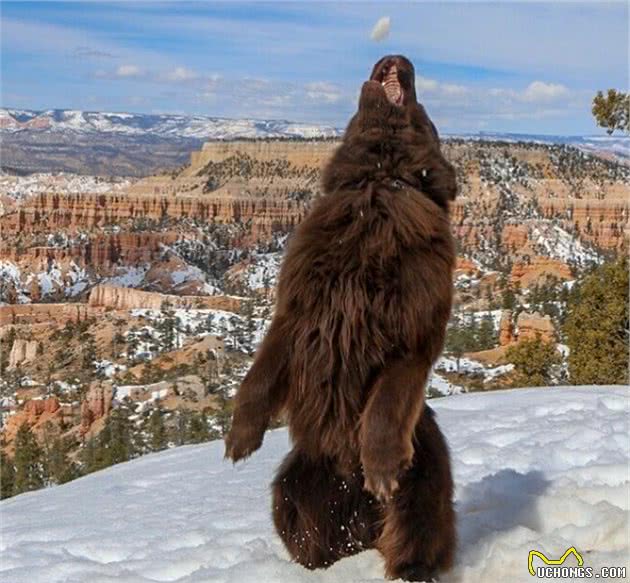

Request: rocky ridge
left=1, top=137, right=628, bottom=484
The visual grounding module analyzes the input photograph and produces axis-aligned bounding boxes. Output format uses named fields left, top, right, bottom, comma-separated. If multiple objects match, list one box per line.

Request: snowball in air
left=370, top=17, right=391, bottom=42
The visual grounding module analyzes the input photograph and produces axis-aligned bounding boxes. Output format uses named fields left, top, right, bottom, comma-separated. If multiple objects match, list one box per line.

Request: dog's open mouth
left=380, top=65, right=404, bottom=106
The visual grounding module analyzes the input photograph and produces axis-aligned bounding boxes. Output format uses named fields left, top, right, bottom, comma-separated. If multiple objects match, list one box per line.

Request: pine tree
left=82, top=402, right=141, bottom=472
left=158, top=301, right=178, bottom=353
left=187, top=411, right=211, bottom=444
left=212, top=399, right=233, bottom=437
left=174, top=408, right=192, bottom=446
left=126, top=326, right=141, bottom=363
left=112, top=318, right=126, bottom=360
left=205, top=351, right=219, bottom=393
left=592, top=89, right=629, bottom=135
left=81, top=332, right=98, bottom=372
left=240, top=300, right=257, bottom=352
left=12, top=423, right=45, bottom=495
left=464, top=314, right=479, bottom=351
left=506, top=336, right=562, bottom=387
left=528, top=284, right=541, bottom=313
left=0, top=451, right=16, bottom=499
left=477, top=313, right=497, bottom=350
left=147, top=407, right=168, bottom=452
left=80, top=437, right=103, bottom=474
left=564, top=257, right=629, bottom=385
left=196, top=349, right=219, bottom=395
left=109, top=402, right=142, bottom=463
left=445, top=320, right=467, bottom=372
left=44, top=436, right=79, bottom=485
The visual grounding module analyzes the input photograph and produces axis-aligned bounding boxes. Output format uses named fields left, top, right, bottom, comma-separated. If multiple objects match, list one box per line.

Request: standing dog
left=226, top=55, right=457, bottom=581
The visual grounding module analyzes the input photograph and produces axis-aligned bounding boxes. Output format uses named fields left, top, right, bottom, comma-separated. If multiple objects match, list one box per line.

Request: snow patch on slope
left=0, top=172, right=132, bottom=203
left=531, top=223, right=601, bottom=265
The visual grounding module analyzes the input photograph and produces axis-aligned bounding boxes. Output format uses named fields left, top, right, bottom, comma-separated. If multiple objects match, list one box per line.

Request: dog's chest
left=316, top=211, right=406, bottom=301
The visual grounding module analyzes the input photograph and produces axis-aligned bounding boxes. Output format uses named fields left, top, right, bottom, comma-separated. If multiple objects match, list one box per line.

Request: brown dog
left=225, top=55, right=457, bottom=581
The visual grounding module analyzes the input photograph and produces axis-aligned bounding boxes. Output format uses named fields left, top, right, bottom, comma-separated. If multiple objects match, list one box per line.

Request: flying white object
left=370, top=17, right=391, bottom=42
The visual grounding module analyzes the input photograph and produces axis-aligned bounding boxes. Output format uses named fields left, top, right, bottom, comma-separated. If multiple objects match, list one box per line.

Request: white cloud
left=409, top=74, right=588, bottom=133
left=305, top=82, right=343, bottom=104
left=97, top=65, right=221, bottom=86
left=370, top=16, right=391, bottom=42
left=441, top=83, right=469, bottom=96
left=486, top=82, right=571, bottom=104
left=416, top=76, right=572, bottom=108
left=115, top=64, right=142, bottom=78
left=260, top=94, right=294, bottom=107
left=523, top=81, right=569, bottom=103
left=415, top=75, right=439, bottom=93
left=415, top=76, right=468, bottom=97
left=240, top=78, right=270, bottom=91
left=162, top=67, right=198, bottom=82
left=193, top=77, right=352, bottom=123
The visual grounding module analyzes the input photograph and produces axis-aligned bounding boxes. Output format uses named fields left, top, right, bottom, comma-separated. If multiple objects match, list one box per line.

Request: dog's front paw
left=361, top=446, right=413, bottom=502
left=363, top=468, right=401, bottom=502
left=224, top=422, right=265, bottom=462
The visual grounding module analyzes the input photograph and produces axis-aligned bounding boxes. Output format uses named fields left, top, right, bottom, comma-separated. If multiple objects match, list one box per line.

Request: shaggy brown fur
left=225, top=55, right=457, bottom=581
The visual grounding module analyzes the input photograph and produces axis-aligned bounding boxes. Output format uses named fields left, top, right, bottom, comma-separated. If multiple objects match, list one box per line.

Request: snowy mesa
left=1, top=386, right=628, bottom=583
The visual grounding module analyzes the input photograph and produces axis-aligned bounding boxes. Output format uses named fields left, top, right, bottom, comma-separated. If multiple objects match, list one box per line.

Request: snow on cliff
left=1, top=386, right=628, bottom=583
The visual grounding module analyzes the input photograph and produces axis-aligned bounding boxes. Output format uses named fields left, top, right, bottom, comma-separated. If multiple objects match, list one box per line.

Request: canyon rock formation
left=8, top=338, right=40, bottom=369
left=87, top=285, right=243, bottom=312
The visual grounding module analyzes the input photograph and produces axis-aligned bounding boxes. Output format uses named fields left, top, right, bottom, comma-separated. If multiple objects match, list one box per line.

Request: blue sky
left=1, top=1, right=628, bottom=134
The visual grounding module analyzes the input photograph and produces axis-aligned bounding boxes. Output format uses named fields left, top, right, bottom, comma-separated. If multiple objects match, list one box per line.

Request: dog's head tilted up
left=322, top=54, right=457, bottom=209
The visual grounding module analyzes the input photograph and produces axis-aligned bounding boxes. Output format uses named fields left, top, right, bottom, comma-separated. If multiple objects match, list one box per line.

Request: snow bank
left=1, top=386, right=628, bottom=583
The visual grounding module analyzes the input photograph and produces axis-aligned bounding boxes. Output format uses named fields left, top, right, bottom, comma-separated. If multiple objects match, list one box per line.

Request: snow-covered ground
left=427, top=371, right=464, bottom=396
left=0, top=260, right=91, bottom=303
left=130, top=307, right=268, bottom=354
left=0, top=171, right=132, bottom=202
left=0, top=259, right=220, bottom=304
left=1, top=386, right=628, bottom=583
left=530, top=223, right=601, bottom=266
left=436, top=356, right=514, bottom=384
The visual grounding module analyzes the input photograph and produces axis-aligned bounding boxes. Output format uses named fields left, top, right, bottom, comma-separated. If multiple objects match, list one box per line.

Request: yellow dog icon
left=528, top=546, right=584, bottom=576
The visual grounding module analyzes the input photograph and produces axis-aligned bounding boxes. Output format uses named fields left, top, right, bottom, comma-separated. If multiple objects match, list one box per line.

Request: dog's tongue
left=382, top=65, right=402, bottom=104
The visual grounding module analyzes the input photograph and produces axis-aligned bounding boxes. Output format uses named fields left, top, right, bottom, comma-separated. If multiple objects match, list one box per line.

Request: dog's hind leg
left=272, top=448, right=380, bottom=569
